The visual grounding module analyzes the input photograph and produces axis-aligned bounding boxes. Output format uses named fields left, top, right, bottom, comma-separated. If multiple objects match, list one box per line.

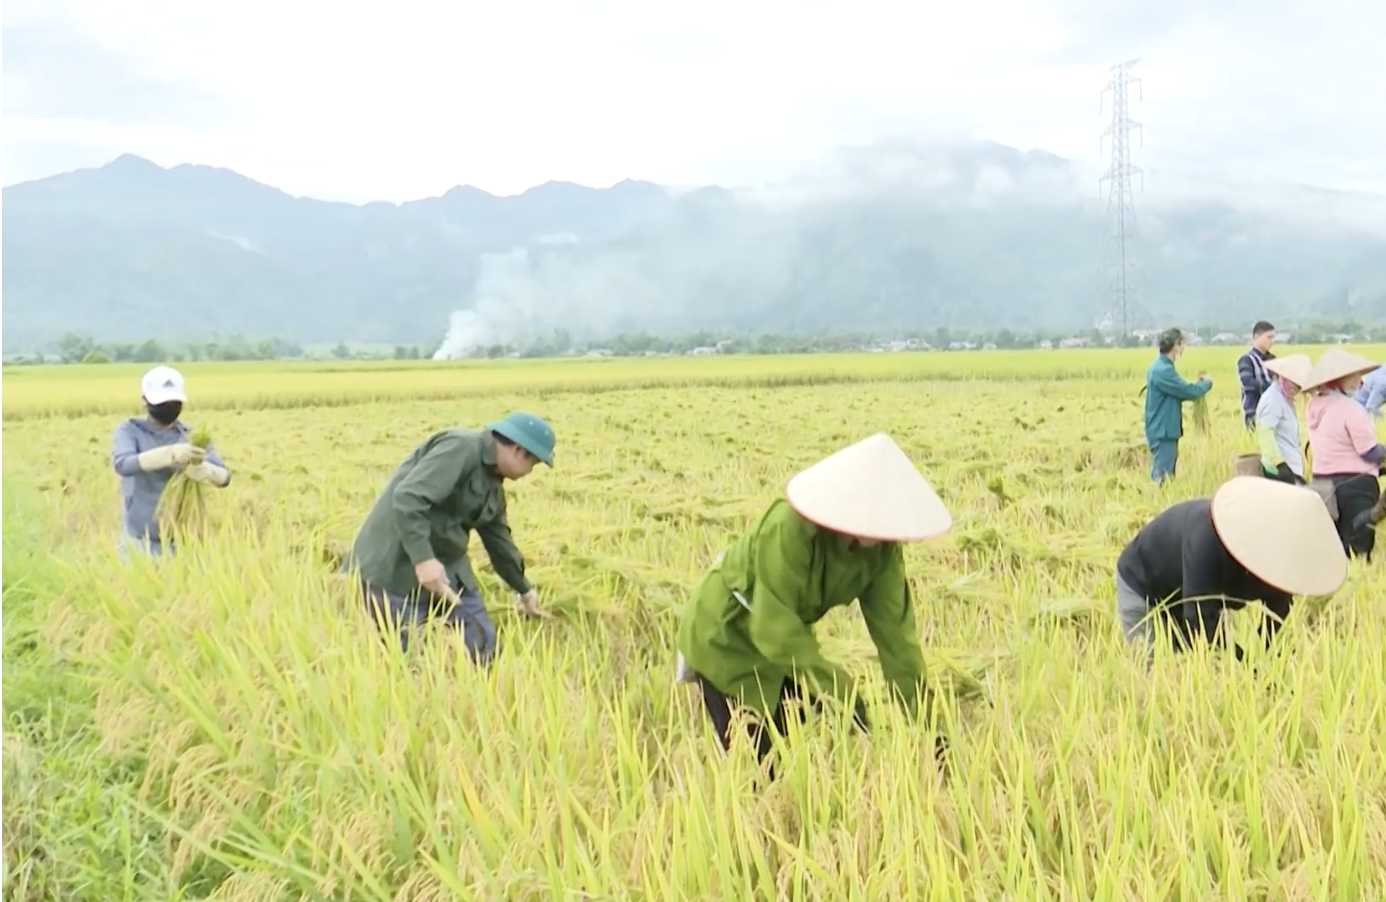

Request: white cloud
left=3, top=0, right=1383, bottom=201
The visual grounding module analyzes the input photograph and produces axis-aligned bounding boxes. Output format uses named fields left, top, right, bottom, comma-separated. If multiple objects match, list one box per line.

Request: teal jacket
left=676, top=499, right=931, bottom=720
left=1144, top=354, right=1212, bottom=441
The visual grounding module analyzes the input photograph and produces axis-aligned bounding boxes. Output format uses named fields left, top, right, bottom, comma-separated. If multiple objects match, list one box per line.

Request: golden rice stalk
left=1190, top=393, right=1210, bottom=434
left=156, top=425, right=213, bottom=540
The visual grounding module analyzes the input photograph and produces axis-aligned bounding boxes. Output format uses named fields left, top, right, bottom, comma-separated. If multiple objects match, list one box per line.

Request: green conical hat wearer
left=487, top=411, right=556, bottom=467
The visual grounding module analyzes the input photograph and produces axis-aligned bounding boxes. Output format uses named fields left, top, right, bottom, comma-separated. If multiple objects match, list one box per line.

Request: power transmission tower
left=1098, top=59, right=1144, bottom=339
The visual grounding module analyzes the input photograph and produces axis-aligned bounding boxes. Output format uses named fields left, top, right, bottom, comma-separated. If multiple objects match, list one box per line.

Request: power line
left=1098, top=59, right=1144, bottom=338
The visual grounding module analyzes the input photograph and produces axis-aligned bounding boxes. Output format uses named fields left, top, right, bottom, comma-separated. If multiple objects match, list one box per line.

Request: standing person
left=1302, top=348, right=1386, bottom=560
left=1254, top=353, right=1313, bottom=484
left=1353, top=365, right=1386, bottom=419
left=1236, top=321, right=1277, bottom=431
left=674, top=432, right=953, bottom=776
left=346, top=412, right=555, bottom=663
left=111, top=365, right=232, bottom=557
left=1115, top=476, right=1346, bottom=666
left=1143, top=327, right=1212, bottom=483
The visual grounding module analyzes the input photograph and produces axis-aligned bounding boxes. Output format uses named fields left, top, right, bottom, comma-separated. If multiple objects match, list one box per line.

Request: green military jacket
left=349, top=428, right=531, bottom=598
left=676, top=498, right=930, bottom=720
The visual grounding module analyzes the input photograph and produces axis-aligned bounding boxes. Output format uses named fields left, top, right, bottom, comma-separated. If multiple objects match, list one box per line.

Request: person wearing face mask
left=345, top=411, right=556, bottom=663
left=1141, top=327, right=1212, bottom=483
left=1253, top=354, right=1313, bottom=485
left=111, top=365, right=233, bottom=556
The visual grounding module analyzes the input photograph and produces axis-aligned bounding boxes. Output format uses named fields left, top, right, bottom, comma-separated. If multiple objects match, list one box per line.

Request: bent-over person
left=674, top=432, right=953, bottom=776
left=1115, top=476, right=1346, bottom=667
left=346, top=412, right=556, bottom=662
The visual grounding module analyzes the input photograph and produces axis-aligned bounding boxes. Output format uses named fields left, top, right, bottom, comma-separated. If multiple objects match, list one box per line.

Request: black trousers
left=697, top=677, right=812, bottom=764
left=1323, top=473, right=1381, bottom=561
left=696, top=676, right=871, bottom=780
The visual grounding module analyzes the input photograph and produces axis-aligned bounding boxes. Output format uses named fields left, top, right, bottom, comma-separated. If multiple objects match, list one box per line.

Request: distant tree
left=57, top=332, right=95, bottom=363
left=133, top=339, right=166, bottom=363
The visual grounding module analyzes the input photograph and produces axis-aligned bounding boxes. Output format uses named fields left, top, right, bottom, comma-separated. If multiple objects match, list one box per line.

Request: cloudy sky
left=3, top=0, right=1382, bottom=203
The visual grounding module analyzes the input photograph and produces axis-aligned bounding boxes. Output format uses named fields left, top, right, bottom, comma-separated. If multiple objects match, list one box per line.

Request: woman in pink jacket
left=1303, top=348, right=1386, bottom=560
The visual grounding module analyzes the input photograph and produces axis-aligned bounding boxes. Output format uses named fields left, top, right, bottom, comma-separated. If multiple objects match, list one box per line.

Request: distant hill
left=4, top=140, right=1385, bottom=353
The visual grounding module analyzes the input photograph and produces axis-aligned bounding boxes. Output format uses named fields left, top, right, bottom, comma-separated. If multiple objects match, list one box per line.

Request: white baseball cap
left=140, top=366, right=188, bottom=404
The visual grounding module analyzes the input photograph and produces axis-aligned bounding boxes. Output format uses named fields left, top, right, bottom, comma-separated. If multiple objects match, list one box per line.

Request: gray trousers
left=1115, top=570, right=1157, bottom=669
left=360, top=576, right=497, bottom=664
left=118, top=531, right=171, bottom=559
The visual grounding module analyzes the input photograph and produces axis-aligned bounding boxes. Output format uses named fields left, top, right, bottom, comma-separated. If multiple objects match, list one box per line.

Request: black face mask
left=147, top=400, right=183, bottom=425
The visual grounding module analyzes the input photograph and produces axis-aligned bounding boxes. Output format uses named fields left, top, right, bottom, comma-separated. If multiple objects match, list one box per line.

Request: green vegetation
left=4, top=352, right=1384, bottom=899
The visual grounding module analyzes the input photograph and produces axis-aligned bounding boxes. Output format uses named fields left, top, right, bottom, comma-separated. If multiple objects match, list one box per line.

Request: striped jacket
left=1237, top=347, right=1276, bottom=420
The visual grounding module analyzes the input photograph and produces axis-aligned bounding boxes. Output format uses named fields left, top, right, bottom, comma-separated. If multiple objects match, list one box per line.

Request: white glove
left=674, top=652, right=697, bottom=684
left=517, top=588, right=551, bottom=619
left=136, top=443, right=205, bottom=472
left=185, top=461, right=230, bottom=486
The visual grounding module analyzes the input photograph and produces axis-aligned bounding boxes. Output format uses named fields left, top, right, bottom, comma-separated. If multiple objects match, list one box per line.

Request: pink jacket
left=1306, top=391, right=1383, bottom=476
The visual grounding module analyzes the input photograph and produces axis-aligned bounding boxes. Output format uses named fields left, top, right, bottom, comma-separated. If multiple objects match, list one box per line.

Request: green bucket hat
left=487, top=411, right=556, bottom=467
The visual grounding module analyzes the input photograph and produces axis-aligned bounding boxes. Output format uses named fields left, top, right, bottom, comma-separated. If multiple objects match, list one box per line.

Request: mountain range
left=4, top=138, right=1385, bottom=354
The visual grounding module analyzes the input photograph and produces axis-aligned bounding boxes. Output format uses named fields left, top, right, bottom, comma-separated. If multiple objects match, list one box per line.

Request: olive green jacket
left=348, top=428, right=531, bottom=598
left=676, top=499, right=930, bottom=720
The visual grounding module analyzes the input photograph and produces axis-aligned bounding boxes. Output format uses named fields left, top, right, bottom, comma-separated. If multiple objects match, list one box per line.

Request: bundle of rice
left=1190, top=393, right=1211, bottom=434
left=156, top=425, right=214, bottom=540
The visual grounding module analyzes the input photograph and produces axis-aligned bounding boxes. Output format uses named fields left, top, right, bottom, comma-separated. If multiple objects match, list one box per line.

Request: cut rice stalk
left=156, top=425, right=214, bottom=541
left=1190, top=393, right=1210, bottom=434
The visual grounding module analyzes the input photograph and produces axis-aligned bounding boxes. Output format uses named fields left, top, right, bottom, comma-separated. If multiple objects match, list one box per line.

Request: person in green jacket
left=1143, top=327, right=1212, bottom=483
left=674, top=432, right=954, bottom=774
left=346, top=411, right=556, bottom=662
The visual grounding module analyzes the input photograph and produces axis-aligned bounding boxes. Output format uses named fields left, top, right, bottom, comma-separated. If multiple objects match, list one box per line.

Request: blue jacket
left=1354, top=368, right=1386, bottom=418
left=1144, top=354, right=1212, bottom=441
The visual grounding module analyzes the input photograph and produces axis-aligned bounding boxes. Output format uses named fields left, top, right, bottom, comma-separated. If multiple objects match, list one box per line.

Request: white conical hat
left=1300, top=347, right=1379, bottom=392
left=1210, top=476, right=1347, bottom=597
left=785, top=433, right=952, bottom=542
left=1262, top=354, right=1313, bottom=391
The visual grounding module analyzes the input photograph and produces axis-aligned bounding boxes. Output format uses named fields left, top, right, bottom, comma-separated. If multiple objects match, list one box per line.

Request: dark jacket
left=1237, top=347, right=1276, bottom=420
left=1117, top=498, right=1292, bottom=653
left=348, top=428, right=531, bottom=598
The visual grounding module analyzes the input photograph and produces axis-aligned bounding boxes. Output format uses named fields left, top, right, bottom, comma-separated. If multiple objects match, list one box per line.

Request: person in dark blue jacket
left=1236, top=320, right=1277, bottom=431
left=1143, top=328, right=1212, bottom=482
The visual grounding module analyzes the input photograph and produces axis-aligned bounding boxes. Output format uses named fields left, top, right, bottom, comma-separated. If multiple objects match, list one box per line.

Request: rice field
left=4, top=347, right=1385, bottom=901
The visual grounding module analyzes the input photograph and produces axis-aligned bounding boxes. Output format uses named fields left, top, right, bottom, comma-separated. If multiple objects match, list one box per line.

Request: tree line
left=7, top=319, right=1386, bottom=367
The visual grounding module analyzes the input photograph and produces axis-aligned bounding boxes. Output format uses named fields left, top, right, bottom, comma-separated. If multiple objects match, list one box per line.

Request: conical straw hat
left=785, top=433, right=952, bottom=542
left=1262, top=354, right=1313, bottom=391
left=1300, top=347, right=1379, bottom=392
left=1210, top=476, right=1347, bottom=597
